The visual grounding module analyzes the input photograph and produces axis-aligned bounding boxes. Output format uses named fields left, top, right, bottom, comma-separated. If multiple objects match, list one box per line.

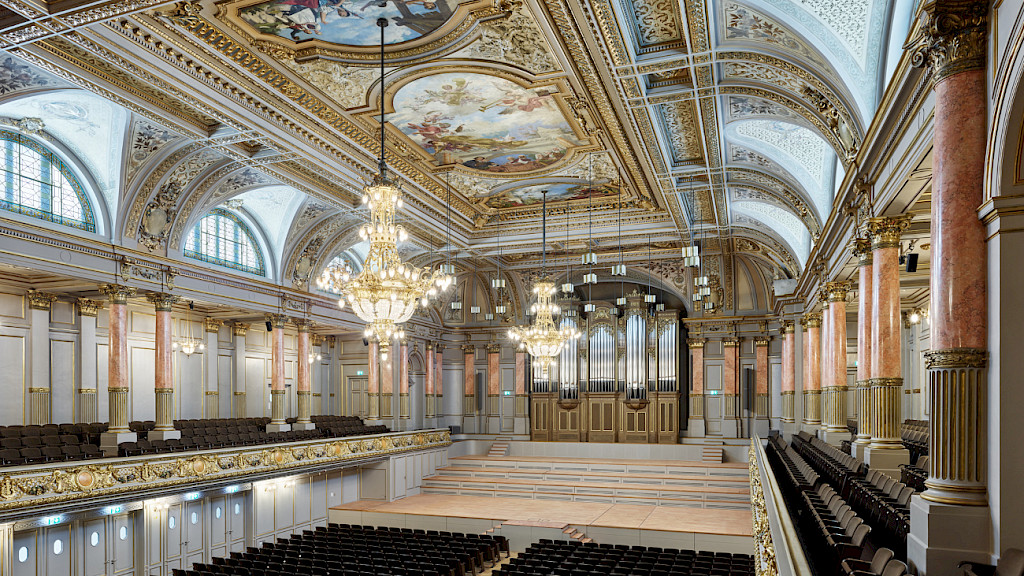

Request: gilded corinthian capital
left=907, top=1, right=988, bottom=81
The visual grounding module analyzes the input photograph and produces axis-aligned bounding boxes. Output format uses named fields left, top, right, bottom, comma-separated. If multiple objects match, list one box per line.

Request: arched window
left=183, top=208, right=266, bottom=276
left=0, top=130, right=95, bottom=232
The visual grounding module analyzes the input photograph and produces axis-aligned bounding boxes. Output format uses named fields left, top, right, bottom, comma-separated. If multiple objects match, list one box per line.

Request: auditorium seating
left=173, top=524, right=508, bottom=576
left=0, top=416, right=392, bottom=465
left=494, top=539, right=755, bottom=576
left=959, top=548, right=1024, bottom=576
left=898, top=456, right=928, bottom=492
left=901, top=420, right=928, bottom=464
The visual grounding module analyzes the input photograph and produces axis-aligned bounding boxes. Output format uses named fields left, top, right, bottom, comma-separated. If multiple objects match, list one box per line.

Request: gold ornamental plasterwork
left=100, top=284, right=137, bottom=305
left=802, top=312, right=821, bottom=328
left=231, top=322, right=249, bottom=336
left=749, top=441, right=780, bottom=576
left=780, top=320, right=794, bottom=333
left=0, top=430, right=450, bottom=511
left=146, top=292, right=181, bottom=311
left=907, top=1, right=988, bottom=82
left=924, top=348, right=988, bottom=369
left=754, top=336, right=770, bottom=347
left=26, top=290, right=57, bottom=311
left=687, top=337, right=708, bottom=348
left=822, top=281, right=851, bottom=303
left=867, top=214, right=912, bottom=250
left=853, top=237, right=872, bottom=265
left=203, top=317, right=224, bottom=333
left=76, top=298, right=102, bottom=317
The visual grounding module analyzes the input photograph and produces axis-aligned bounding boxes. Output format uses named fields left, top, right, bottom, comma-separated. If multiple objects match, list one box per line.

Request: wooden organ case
left=530, top=292, right=683, bottom=443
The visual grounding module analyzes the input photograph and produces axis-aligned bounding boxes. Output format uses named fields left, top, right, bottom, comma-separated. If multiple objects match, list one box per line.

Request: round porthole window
left=17, top=546, right=27, bottom=563
left=119, top=526, right=128, bottom=541
left=190, top=512, right=198, bottom=525
left=234, top=503, right=240, bottom=515
left=90, top=532, right=99, bottom=547
left=52, top=540, right=62, bottom=555
left=215, top=507, right=222, bottom=519
left=168, top=516, right=175, bottom=529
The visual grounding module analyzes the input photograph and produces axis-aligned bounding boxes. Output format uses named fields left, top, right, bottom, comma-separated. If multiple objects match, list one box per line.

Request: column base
left=851, top=439, right=870, bottom=459
left=100, top=431, right=137, bottom=456
left=863, top=446, right=910, bottom=478
left=148, top=430, right=181, bottom=441
left=266, top=423, right=292, bottom=433
left=821, top=428, right=849, bottom=446
left=908, top=495, right=992, bottom=576
left=292, top=422, right=316, bottom=431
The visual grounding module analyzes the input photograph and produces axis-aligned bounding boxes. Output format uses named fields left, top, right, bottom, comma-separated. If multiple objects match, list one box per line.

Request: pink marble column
left=146, top=293, right=179, bottom=435
left=868, top=216, right=911, bottom=450
left=101, top=285, right=136, bottom=436
left=435, top=347, right=443, bottom=397
left=399, top=341, right=410, bottom=422
left=486, top=344, right=500, bottom=423
left=723, top=337, right=739, bottom=422
left=781, top=322, right=795, bottom=423
left=425, top=342, right=435, bottom=419
left=462, top=344, right=475, bottom=417
left=854, top=239, right=873, bottom=451
left=514, top=351, right=526, bottom=418
left=822, top=282, right=851, bottom=437
left=266, top=314, right=289, bottom=431
left=802, top=313, right=822, bottom=426
left=367, top=340, right=380, bottom=419
left=295, top=321, right=313, bottom=428
left=754, top=336, right=769, bottom=419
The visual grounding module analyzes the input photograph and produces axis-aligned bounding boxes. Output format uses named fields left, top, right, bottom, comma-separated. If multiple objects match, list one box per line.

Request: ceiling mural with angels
left=238, top=0, right=469, bottom=45
left=391, top=73, right=585, bottom=173
left=0, top=0, right=916, bottom=318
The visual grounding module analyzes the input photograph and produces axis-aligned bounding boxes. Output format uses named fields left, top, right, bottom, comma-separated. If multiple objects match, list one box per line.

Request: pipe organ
left=530, top=291, right=683, bottom=443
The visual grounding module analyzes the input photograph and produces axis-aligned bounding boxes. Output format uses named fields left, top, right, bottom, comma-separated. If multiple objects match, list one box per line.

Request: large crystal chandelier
left=508, top=190, right=580, bottom=374
left=332, top=17, right=452, bottom=361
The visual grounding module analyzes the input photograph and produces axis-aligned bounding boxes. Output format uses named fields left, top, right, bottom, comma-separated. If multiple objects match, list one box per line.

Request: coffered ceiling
left=0, top=0, right=908, bottom=315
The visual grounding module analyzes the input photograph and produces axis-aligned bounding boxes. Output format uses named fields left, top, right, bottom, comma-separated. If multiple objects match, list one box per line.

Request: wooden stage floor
left=330, top=493, right=752, bottom=537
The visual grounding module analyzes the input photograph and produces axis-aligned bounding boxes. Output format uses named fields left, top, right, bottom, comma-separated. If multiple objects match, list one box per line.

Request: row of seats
left=791, top=432, right=865, bottom=493
left=0, top=423, right=109, bottom=465
left=898, top=456, right=928, bottom=492
left=901, top=421, right=928, bottom=464
left=174, top=524, right=508, bottom=576
left=495, top=539, right=754, bottom=576
left=312, top=415, right=390, bottom=437
left=767, top=435, right=877, bottom=576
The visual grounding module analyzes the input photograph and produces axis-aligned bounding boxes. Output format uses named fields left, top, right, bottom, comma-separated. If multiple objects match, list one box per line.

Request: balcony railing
left=749, top=438, right=813, bottom=576
left=0, top=429, right=450, bottom=517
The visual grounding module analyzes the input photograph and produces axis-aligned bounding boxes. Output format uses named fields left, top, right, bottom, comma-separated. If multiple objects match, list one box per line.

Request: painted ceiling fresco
left=239, top=0, right=468, bottom=45
left=391, top=73, right=584, bottom=173
left=483, top=181, right=619, bottom=209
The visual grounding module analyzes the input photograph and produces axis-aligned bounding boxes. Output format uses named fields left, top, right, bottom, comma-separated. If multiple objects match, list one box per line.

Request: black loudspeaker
left=906, top=253, right=919, bottom=273
left=362, top=337, right=369, bottom=346
left=265, top=320, right=273, bottom=331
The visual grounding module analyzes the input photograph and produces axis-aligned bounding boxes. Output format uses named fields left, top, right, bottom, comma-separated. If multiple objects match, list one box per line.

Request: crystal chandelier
left=508, top=190, right=581, bottom=374
left=316, top=258, right=351, bottom=293
left=173, top=301, right=205, bottom=356
left=333, top=17, right=452, bottom=361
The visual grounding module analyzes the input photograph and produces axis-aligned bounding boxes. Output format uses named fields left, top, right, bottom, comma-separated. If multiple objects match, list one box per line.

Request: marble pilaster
left=780, top=322, right=795, bottom=424
left=26, top=291, right=56, bottom=425
left=294, top=320, right=314, bottom=430
left=801, top=313, right=822, bottom=428
left=266, top=314, right=290, bottom=433
left=99, top=284, right=137, bottom=455
left=146, top=292, right=181, bottom=440
left=76, top=299, right=101, bottom=423
left=821, top=282, right=851, bottom=445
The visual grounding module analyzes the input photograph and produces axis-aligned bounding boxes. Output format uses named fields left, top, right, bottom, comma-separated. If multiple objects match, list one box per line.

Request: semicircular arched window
left=183, top=208, right=266, bottom=276
left=0, top=130, right=95, bottom=232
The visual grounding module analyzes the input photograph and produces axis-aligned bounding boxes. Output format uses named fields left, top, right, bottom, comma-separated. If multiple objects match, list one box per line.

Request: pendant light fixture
left=331, top=18, right=452, bottom=362
left=508, top=190, right=581, bottom=375
left=561, top=195, right=574, bottom=294
left=173, top=300, right=205, bottom=356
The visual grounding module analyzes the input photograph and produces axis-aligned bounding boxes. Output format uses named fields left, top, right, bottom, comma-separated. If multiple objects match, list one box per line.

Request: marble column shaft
left=869, top=216, right=911, bottom=449
left=399, top=342, right=409, bottom=420
left=267, top=314, right=289, bottom=428
left=487, top=344, right=500, bottom=422
left=822, top=282, right=851, bottom=434
left=425, top=343, right=435, bottom=419
left=463, top=345, right=475, bottom=416
left=101, top=285, right=136, bottom=433
left=781, top=323, right=795, bottom=423
left=723, top=337, right=739, bottom=419
left=296, top=322, right=312, bottom=425
left=147, top=293, right=179, bottom=433
left=855, top=240, right=873, bottom=449
left=515, top=351, right=527, bottom=417
left=755, top=337, right=770, bottom=418
left=802, top=313, right=822, bottom=426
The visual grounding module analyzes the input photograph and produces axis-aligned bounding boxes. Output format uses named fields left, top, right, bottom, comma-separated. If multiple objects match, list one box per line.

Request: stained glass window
left=0, top=130, right=95, bottom=232
left=183, top=208, right=266, bottom=276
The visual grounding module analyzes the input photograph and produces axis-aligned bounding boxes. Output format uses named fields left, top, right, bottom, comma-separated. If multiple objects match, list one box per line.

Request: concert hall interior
left=0, top=0, right=1018, bottom=575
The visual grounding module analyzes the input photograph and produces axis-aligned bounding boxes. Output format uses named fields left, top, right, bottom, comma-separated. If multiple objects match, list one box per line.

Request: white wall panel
left=0, top=335, right=25, bottom=424
left=177, top=352, right=203, bottom=420
left=130, top=345, right=156, bottom=422
left=50, top=339, right=75, bottom=424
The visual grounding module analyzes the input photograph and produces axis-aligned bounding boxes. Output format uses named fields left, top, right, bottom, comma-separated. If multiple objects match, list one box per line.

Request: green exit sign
left=356, top=370, right=364, bottom=376
left=502, top=390, right=512, bottom=396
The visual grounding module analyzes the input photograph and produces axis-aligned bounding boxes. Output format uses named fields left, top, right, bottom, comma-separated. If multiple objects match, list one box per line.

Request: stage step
left=702, top=447, right=725, bottom=463
left=488, top=438, right=511, bottom=457
left=450, top=455, right=748, bottom=477
left=420, top=474, right=750, bottom=509
left=434, top=465, right=748, bottom=489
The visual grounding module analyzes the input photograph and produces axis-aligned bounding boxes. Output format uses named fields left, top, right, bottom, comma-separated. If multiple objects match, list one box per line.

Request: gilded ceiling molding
left=731, top=229, right=800, bottom=276
left=284, top=213, right=363, bottom=289
left=719, top=86, right=846, bottom=161
left=683, top=0, right=712, bottom=52
left=728, top=183, right=818, bottom=235
left=122, top=142, right=211, bottom=240
left=906, top=1, right=987, bottom=82
left=717, top=51, right=861, bottom=147
left=730, top=221, right=800, bottom=273
left=451, top=1, right=560, bottom=75
left=728, top=167, right=819, bottom=227
left=214, top=0, right=500, bottom=65
left=658, top=99, right=704, bottom=164
left=631, top=107, right=671, bottom=175
left=124, top=119, right=185, bottom=187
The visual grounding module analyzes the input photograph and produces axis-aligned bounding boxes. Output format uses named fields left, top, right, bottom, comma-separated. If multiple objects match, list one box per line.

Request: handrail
left=749, top=438, right=813, bottom=576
